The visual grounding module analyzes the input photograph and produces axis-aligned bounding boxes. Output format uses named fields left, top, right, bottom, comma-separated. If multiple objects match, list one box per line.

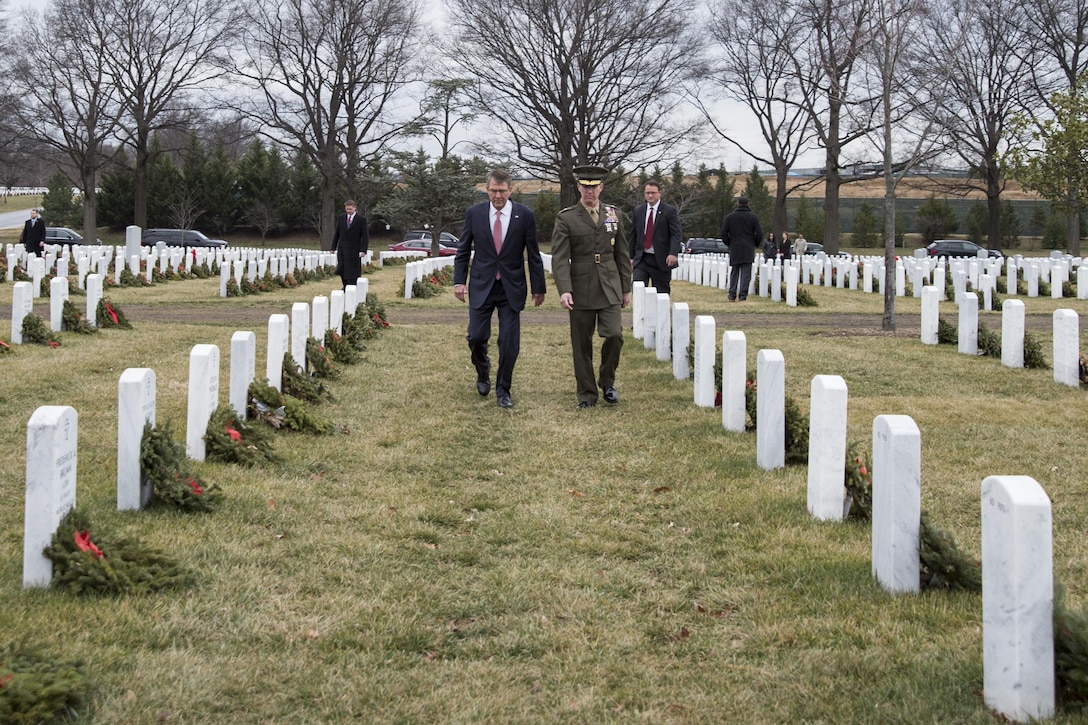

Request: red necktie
left=493, top=211, right=503, bottom=278
left=644, top=207, right=654, bottom=250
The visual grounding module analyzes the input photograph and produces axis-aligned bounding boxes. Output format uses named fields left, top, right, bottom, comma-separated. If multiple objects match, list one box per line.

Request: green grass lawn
left=1, top=265, right=1086, bottom=722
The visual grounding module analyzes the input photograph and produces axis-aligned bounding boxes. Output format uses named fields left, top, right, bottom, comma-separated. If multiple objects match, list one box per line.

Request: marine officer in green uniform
left=551, top=165, right=633, bottom=408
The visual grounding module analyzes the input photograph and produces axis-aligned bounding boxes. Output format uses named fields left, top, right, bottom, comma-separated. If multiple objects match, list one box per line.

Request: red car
left=389, top=236, right=459, bottom=257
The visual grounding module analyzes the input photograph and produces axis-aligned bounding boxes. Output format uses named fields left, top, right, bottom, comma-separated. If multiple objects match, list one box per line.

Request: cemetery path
left=3, top=301, right=1061, bottom=333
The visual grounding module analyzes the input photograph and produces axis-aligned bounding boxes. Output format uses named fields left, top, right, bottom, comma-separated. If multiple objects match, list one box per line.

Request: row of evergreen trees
left=38, top=134, right=1073, bottom=249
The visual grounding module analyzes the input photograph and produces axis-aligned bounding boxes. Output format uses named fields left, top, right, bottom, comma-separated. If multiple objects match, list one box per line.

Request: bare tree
left=858, top=0, right=940, bottom=329
left=704, top=0, right=817, bottom=237
left=103, top=0, right=237, bottom=230
left=13, top=0, right=124, bottom=243
left=233, top=0, right=424, bottom=249
left=1019, top=0, right=1088, bottom=252
left=917, top=0, right=1038, bottom=249
left=790, top=0, right=874, bottom=253
left=415, top=78, right=478, bottom=162
left=447, top=0, right=702, bottom=208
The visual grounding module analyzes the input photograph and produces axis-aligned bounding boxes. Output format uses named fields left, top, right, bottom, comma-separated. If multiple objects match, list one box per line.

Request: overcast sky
left=7, top=0, right=828, bottom=175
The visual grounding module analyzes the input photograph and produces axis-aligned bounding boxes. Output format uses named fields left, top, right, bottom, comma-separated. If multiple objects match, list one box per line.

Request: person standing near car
left=793, top=233, right=808, bottom=258
left=331, top=199, right=368, bottom=289
left=453, top=168, right=546, bottom=409
left=720, top=196, right=763, bottom=302
left=777, top=231, right=792, bottom=261
left=762, top=231, right=777, bottom=260
left=629, top=180, right=682, bottom=294
left=551, top=165, right=632, bottom=408
left=20, top=209, right=45, bottom=256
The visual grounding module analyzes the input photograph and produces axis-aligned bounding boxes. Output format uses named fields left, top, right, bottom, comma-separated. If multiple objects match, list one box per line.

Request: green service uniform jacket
left=551, top=204, right=632, bottom=310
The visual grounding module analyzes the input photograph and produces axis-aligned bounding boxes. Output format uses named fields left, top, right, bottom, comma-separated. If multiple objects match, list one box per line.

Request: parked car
left=925, top=239, right=1003, bottom=259
left=388, top=239, right=458, bottom=257
left=141, top=229, right=228, bottom=248
left=46, top=227, right=101, bottom=246
left=683, top=237, right=729, bottom=255
left=803, top=242, right=825, bottom=255
left=403, top=230, right=460, bottom=247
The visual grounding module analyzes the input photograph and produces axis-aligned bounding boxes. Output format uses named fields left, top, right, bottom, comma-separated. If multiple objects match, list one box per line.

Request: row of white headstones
left=673, top=249, right=1088, bottom=306
left=5, top=242, right=342, bottom=338
left=623, top=275, right=1078, bottom=722
left=21, top=273, right=371, bottom=584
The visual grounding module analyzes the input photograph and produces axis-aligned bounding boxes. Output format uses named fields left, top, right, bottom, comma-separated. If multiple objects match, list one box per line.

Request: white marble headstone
left=721, top=331, right=746, bottom=433
left=291, top=302, right=309, bottom=372
left=981, top=475, right=1054, bottom=722
left=655, top=293, right=670, bottom=362
left=872, top=414, right=920, bottom=594
left=1052, top=309, right=1080, bottom=387
left=672, top=303, right=690, bottom=380
left=1001, top=299, right=1025, bottom=368
left=230, top=331, right=257, bottom=419
left=185, top=344, right=220, bottom=461
left=267, top=314, right=289, bottom=391
left=23, top=405, right=78, bottom=588
left=807, top=375, right=847, bottom=521
left=756, top=349, right=785, bottom=471
left=117, top=368, right=155, bottom=511
left=693, top=315, right=716, bottom=408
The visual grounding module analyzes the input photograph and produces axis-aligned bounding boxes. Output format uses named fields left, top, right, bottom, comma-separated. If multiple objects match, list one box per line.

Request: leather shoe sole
left=476, top=380, right=491, bottom=396
left=497, top=394, right=513, bottom=408
left=602, top=387, right=619, bottom=404
left=577, top=401, right=595, bottom=409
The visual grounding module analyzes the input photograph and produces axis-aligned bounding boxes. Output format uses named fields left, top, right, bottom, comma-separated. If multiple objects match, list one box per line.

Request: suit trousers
left=729, top=263, right=752, bottom=300
left=466, top=282, right=520, bottom=395
left=632, top=253, right=671, bottom=294
left=568, top=305, right=623, bottom=404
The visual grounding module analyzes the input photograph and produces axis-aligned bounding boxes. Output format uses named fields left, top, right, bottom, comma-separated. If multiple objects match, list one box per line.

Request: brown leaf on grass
left=266, top=499, right=276, bottom=509
left=653, top=486, right=671, bottom=494
left=303, top=629, right=320, bottom=640
left=274, top=533, right=286, bottom=539
left=566, top=489, right=584, bottom=498
left=668, top=627, right=692, bottom=641
left=528, top=680, right=543, bottom=694
left=423, top=542, right=439, bottom=549
left=695, top=602, right=734, bottom=619
left=423, top=651, right=439, bottom=661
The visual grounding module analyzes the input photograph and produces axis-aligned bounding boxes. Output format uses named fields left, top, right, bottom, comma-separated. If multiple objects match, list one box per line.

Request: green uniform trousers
left=568, top=305, right=623, bottom=405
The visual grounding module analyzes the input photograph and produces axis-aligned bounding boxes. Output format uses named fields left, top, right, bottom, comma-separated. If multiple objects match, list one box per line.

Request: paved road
left=0, top=206, right=33, bottom=230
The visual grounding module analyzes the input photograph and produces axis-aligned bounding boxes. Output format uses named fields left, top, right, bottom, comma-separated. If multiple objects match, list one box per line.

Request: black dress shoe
left=497, top=393, right=513, bottom=408
left=602, top=387, right=619, bottom=404
left=577, top=401, right=595, bottom=409
left=476, top=379, right=491, bottom=396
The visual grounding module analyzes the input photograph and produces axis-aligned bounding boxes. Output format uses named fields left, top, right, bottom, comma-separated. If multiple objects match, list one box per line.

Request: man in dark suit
left=330, top=199, right=368, bottom=289
left=453, top=168, right=546, bottom=409
left=21, top=209, right=46, bottom=256
left=628, top=180, right=682, bottom=293
left=551, top=165, right=632, bottom=408
left=720, top=196, right=763, bottom=302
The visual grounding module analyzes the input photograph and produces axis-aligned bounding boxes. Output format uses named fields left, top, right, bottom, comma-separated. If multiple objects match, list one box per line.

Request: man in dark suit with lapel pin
left=331, top=199, right=368, bottom=289
left=551, top=165, right=632, bottom=408
left=628, top=180, right=682, bottom=294
left=454, top=168, right=546, bottom=409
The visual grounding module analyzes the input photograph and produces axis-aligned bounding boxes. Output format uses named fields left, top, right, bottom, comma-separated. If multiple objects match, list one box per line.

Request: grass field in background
left=0, top=263, right=1087, bottom=722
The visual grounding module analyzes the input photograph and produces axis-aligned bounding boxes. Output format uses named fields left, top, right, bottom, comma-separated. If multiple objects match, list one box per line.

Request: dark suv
left=683, top=237, right=729, bottom=255
left=141, top=229, right=228, bottom=248
left=46, top=227, right=101, bottom=246
left=925, top=239, right=1002, bottom=258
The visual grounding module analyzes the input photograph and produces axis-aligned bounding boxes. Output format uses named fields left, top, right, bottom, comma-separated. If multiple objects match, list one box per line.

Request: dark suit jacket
left=22, top=217, right=46, bottom=254
left=720, top=204, right=763, bottom=266
left=331, top=212, right=368, bottom=283
left=628, top=202, right=682, bottom=266
left=454, top=200, right=545, bottom=312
